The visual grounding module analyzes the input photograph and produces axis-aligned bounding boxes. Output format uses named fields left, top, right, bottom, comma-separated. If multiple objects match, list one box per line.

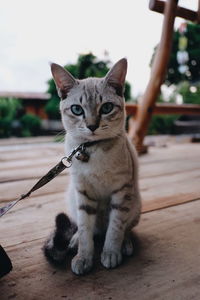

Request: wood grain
left=0, top=141, right=200, bottom=299
left=1, top=199, right=199, bottom=300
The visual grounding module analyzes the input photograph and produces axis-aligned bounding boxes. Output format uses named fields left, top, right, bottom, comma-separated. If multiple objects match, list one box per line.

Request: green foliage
left=151, top=23, right=200, bottom=85
left=176, top=81, right=200, bottom=104
left=124, top=82, right=131, bottom=101
left=0, top=97, right=21, bottom=119
left=45, top=96, right=60, bottom=120
left=75, top=53, right=109, bottom=79
left=0, top=98, right=21, bottom=137
left=20, top=114, right=41, bottom=137
left=148, top=23, right=200, bottom=135
left=148, top=114, right=179, bottom=135
left=46, top=53, right=131, bottom=119
left=163, top=23, right=200, bottom=85
left=0, top=98, right=43, bottom=138
left=138, top=93, right=179, bottom=135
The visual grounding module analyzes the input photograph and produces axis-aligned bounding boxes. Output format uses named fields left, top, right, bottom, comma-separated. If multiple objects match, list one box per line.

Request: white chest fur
left=65, top=135, right=137, bottom=201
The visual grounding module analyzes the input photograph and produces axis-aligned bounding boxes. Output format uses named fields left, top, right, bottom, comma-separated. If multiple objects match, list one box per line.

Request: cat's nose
left=87, top=124, right=98, bottom=132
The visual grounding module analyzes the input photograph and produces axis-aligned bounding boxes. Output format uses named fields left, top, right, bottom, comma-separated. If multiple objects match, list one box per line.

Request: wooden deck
left=0, top=138, right=200, bottom=300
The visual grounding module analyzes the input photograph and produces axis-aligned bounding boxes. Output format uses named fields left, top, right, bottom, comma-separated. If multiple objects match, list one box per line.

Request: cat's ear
left=104, top=58, right=127, bottom=97
left=51, top=63, right=76, bottom=100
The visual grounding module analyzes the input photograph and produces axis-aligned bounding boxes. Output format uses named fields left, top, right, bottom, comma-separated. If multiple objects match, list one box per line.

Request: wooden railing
left=126, top=103, right=200, bottom=116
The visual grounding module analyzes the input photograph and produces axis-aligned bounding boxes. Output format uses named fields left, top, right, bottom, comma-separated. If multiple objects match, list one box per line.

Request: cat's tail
left=43, top=213, right=77, bottom=264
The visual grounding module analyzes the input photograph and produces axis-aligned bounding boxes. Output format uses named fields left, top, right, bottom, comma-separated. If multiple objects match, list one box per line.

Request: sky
left=0, top=0, right=197, bottom=97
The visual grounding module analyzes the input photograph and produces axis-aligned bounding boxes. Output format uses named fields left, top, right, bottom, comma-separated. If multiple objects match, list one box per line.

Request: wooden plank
left=1, top=144, right=199, bottom=183
left=139, top=143, right=200, bottom=165
left=1, top=199, right=199, bottom=299
left=0, top=164, right=67, bottom=183
left=0, top=143, right=199, bottom=217
left=0, top=164, right=199, bottom=214
left=0, top=157, right=60, bottom=172
left=0, top=174, right=68, bottom=203
left=141, top=168, right=200, bottom=212
left=0, top=136, right=55, bottom=146
left=1, top=193, right=65, bottom=248
left=0, top=142, right=62, bottom=152
left=0, top=155, right=66, bottom=182
left=140, top=156, right=200, bottom=179
left=126, top=103, right=200, bottom=116
left=149, top=0, right=198, bottom=23
left=0, top=143, right=199, bottom=213
left=0, top=167, right=199, bottom=220
left=0, top=144, right=63, bottom=162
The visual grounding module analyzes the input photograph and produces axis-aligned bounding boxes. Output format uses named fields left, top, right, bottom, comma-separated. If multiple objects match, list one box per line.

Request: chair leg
left=129, top=0, right=179, bottom=154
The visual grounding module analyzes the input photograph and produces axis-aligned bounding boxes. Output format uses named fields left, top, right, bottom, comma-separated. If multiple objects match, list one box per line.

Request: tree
left=46, top=53, right=131, bottom=120
left=147, top=23, right=200, bottom=135
left=0, top=98, right=21, bottom=137
left=175, top=81, right=200, bottom=104
left=150, top=23, right=200, bottom=86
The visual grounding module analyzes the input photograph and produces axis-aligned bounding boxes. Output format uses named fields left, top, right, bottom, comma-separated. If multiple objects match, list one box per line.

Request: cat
left=44, top=58, right=141, bottom=275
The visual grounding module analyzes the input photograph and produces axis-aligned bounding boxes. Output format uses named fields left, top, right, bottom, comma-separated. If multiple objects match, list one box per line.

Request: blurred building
left=0, top=91, right=50, bottom=119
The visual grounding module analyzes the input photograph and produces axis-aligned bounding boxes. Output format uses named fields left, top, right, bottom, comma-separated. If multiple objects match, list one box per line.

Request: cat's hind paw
left=71, top=255, right=93, bottom=275
left=43, top=213, right=77, bottom=264
left=122, top=237, right=134, bottom=256
left=101, top=250, right=122, bottom=269
left=43, top=234, right=67, bottom=264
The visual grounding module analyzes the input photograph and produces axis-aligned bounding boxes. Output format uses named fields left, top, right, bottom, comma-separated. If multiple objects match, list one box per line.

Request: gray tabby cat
left=44, top=58, right=141, bottom=275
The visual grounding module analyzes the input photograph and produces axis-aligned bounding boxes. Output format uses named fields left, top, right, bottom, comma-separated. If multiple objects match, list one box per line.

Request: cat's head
left=51, top=58, right=127, bottom=142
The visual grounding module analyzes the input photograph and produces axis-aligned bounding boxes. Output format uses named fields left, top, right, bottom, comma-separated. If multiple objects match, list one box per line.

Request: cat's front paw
left=71, top=254, right=93, bottom=275
left=101, top=249, right=122, bottom=269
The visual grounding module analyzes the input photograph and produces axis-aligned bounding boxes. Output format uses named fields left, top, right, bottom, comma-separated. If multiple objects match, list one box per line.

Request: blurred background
left=0, top=0, right=200, bottom=139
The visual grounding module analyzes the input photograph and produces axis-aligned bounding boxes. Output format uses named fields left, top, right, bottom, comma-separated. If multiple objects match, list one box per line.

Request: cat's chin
left=72, top=130, right=119, bottom=144
left=83, top=135, right=100, bottom=142
left=72, top=134, right=100, bottom=144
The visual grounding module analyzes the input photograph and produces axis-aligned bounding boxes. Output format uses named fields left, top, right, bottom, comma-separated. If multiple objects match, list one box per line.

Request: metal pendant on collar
left=75, top=144, right=90, bottom=162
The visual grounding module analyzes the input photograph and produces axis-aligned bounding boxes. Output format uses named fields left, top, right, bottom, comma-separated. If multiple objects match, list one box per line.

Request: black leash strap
left=0, top=144, right=83, bottom=218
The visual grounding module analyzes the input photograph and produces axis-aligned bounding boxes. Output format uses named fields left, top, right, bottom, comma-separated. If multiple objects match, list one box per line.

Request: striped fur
left=46, top=58, right=141, bottom=275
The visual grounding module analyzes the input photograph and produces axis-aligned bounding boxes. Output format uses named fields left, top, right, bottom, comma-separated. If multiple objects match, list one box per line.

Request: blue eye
left=71, top=105, right=84, bottom=116
left=100, top=102, right=114, bottom=114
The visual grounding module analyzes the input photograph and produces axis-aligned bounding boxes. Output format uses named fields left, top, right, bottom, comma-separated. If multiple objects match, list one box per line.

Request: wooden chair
left=126, top=0, right=200, bottom=154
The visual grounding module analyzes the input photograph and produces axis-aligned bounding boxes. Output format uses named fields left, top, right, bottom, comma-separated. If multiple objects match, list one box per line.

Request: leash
left=0, top=141, right=96, bottom=218
left=0, top=139, right=106, bottom=218
left=0, top=139, right=106, bottom=277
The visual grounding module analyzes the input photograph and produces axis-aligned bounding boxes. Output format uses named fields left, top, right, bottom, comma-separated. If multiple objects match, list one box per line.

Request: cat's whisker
left=101, top=125, right=109, bottom=130
left=101, top=128, right=108, bottom=131
left=53, top=130, right=66, bottom=143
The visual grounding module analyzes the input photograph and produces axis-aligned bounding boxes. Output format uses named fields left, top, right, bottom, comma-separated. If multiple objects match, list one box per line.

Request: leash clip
left=61, top=157, right=72, bottom=168
left=61, top=143, right=85, bottom=167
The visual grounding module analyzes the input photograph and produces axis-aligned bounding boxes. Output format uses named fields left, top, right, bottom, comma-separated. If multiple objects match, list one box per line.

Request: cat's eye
left=100, top=102, right=114, bottom=114
left=71, top=105, right=84, bottom=116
